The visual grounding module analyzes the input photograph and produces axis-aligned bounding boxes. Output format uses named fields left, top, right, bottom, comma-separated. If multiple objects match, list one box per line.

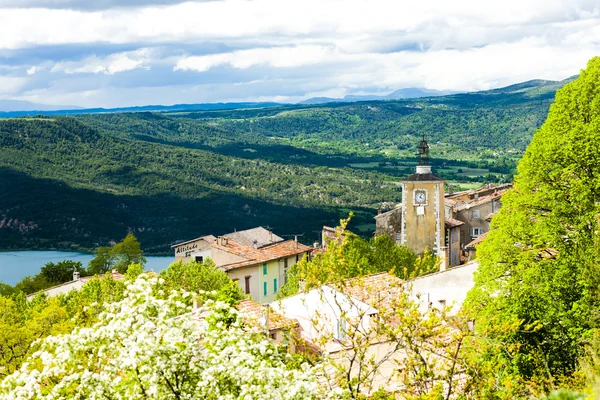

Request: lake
left=0, top=251, right=174, bottom=286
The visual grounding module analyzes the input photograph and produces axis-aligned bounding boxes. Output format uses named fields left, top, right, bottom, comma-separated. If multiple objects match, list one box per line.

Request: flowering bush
left=0, top=274, right=331, bottom=399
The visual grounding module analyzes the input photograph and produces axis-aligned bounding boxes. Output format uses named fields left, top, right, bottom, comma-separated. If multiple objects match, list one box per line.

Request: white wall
left=406, top=261, right=478, bottom=314
left=270, top=285, right=376, bottom=353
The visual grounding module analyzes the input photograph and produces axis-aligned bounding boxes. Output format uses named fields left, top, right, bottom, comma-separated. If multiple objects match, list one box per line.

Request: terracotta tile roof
left=444, top=198, right=457, bottom=206
left=465, top=232, right=488, bottom=249
left=485, top=212, right=497, bottom=222
left=237, top=299, right=298, bottom=331
left=218, top=240, right=312, bottom=271
left=322, top=226, right=338, bottom=240
left=446, top=183, right=512, bottom=201
left=223, top=226, right=283, bottom=248
left=338, top=272, right=405, bottom=309
left=445, top=217, right=464, bottom=228
left=374, top=206, right=402, bottom=219
left=453, top=191, right=507, bottom=212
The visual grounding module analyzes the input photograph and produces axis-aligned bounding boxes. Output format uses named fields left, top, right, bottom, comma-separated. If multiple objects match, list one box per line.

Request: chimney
left=73, top=271, right=80, bottom=281
left=294, top=235, right=298, bottom=249
left=313, top=241, right=319, bottom=248
left=377, top=207, right=382, bottom=215
left=439, top=246, right=449, bottom=272
left=253, top=239, right=258, bottom=249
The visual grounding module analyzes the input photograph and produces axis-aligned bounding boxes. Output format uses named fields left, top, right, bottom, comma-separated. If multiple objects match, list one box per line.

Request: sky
left=0, top=0, right=599, bottom=108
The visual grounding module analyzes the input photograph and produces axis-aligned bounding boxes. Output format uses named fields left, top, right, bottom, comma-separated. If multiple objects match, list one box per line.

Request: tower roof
left=401, top=172, right=444, bottom=182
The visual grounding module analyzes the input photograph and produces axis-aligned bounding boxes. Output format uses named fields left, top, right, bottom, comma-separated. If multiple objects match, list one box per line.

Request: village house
left=269, top=261, right=479, bottom=395
left=26, top=269, right=124, bottom=300
left=172, top=227, right=312, bottom=304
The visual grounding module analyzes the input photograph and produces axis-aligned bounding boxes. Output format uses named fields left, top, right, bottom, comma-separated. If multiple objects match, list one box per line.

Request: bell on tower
left=416, top=136, right=432, bottom=174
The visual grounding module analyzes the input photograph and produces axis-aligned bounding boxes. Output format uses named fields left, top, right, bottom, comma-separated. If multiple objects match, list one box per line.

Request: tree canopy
left=464, top=57, right=600, bottom=395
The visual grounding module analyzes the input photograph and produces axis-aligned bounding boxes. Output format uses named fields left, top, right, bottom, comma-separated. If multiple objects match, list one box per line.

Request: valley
left=0, top=78, right=571, bottom=253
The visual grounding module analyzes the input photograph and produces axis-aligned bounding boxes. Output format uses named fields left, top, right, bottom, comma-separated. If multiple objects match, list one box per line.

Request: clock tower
left=400, top=137, right=445, bottom=256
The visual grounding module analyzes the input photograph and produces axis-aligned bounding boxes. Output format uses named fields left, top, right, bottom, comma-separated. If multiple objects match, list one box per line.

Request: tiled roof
left=374, top=206, right=402, bottom=219
left=465, top=232, right=488, bottom=249
left=445, top=217, right=464, bottom=228
left=223, top=227, right=283, bottom=248
left=485, top=212, right=497, bottom=221
left=237, top=299, right=298, bottom=330
left=322, top=226, right=338, bottom=240
left=218, top=240, right=312, bottom=271
left=453, top=190, right=508, bottom=212
left=338, top=272, right=405, bottom=308
left=444, top=198, right=457, bottom=206
left=27, top=271, right=125, bottom=299
left=171, top=235, right=216, bottom=248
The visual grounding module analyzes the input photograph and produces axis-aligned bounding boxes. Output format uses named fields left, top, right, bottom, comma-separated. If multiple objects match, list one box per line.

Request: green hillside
left=0, top=78, right=571, bottom=253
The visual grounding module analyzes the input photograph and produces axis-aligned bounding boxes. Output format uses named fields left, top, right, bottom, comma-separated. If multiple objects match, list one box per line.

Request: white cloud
left=50, top=49, right=152, bottom=74
left=0, top=0, right=598, bottom=50
left=1, top=0, right=600, bottom=106
left=174, top=45, right=340, bottom=72
left=0, top=76, right=28, bottom=94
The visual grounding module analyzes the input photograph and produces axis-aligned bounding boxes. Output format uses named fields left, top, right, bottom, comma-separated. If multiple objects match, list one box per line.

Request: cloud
left=174, top=45, right=340, bottom=72
left=49, top=49, right=152, bottom=74
left=0, top=76, right=28, bottom=95
left=1, top=0, right=599, bottom=107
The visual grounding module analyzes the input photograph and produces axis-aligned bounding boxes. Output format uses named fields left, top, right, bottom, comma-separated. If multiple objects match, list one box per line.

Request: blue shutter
left=273, top=278, right=277, bottom=293
left=263, top=282, right=267, bottom=296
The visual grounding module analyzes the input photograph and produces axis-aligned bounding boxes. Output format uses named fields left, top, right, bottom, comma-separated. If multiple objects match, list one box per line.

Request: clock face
left=415, top=191, right=426, bottom=204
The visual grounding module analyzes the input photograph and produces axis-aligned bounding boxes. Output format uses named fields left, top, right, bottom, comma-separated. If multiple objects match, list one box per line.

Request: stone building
left=375, top=138, right=510, bottom=266
left=172, top=227, right=312, bottom=304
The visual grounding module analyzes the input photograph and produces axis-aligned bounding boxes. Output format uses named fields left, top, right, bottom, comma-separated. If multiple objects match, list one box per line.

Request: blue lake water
left=0, top=251, right=174, bottom=285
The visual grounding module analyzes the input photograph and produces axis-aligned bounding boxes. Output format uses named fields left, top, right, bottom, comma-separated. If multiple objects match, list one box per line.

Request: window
left=263, top=282, right=268, bottom=296
left=273, top=278, right=277, bottom=293
left=470, top=227, right=483, bottom=238
left=194, top=255, right=203, bottom=263
left=262, top=263, right=267, bottom=275
left=472, top=209, right=480, bottom=219
left=395, top=231, right=401, bottom=241
left=336, top=319, right=347, bottom=341
left=244, top=276, right=251, bottom=295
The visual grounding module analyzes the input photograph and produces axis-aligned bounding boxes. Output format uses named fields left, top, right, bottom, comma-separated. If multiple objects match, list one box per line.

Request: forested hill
left=0, top=77, right=572, bottom=253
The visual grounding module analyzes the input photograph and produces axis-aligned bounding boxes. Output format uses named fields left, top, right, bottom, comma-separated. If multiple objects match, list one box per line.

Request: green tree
left=160, top=259, right=244, bottom=304
left=112, top=233, right=146, bottom=273
left=88, top=234, right=146, bottom=275
left=464, top=57, right=600, bottom=395
left=87, top=246, right=115, bottom=275
left=280, top=216, right=436, bottom=297
left=40, top=260, right=83, bottom=285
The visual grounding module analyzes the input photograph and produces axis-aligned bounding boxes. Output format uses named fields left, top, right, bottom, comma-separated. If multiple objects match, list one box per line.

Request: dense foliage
left=0, top=258, right=240, bottom=377
left=279, top=216, right=438, bottom=297
left=464, top=57, right=600, bottom=396
left=0, top=274, right=330, bottom=399
left=0, top=79, right=566, bottom=253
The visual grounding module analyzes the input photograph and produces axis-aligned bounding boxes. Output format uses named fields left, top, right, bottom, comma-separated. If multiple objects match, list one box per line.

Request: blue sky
left=0, top=0, right=599, bottom=108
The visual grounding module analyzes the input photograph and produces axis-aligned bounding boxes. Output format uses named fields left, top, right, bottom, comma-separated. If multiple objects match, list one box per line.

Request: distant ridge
left=0, top=100, right=82, bottom=112
left=299, top=87, right=460, bottom=105
left=0, top=102, right=284, bottom=118
left=0, top=76, right=578, bottom=117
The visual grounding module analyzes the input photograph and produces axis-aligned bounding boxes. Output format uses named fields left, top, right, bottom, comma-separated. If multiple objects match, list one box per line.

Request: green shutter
left=263, top=263, right=267, bottom=275
left=273, top=278, right=277, bottom=293
left=263, top=282, right=267, bottom=296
